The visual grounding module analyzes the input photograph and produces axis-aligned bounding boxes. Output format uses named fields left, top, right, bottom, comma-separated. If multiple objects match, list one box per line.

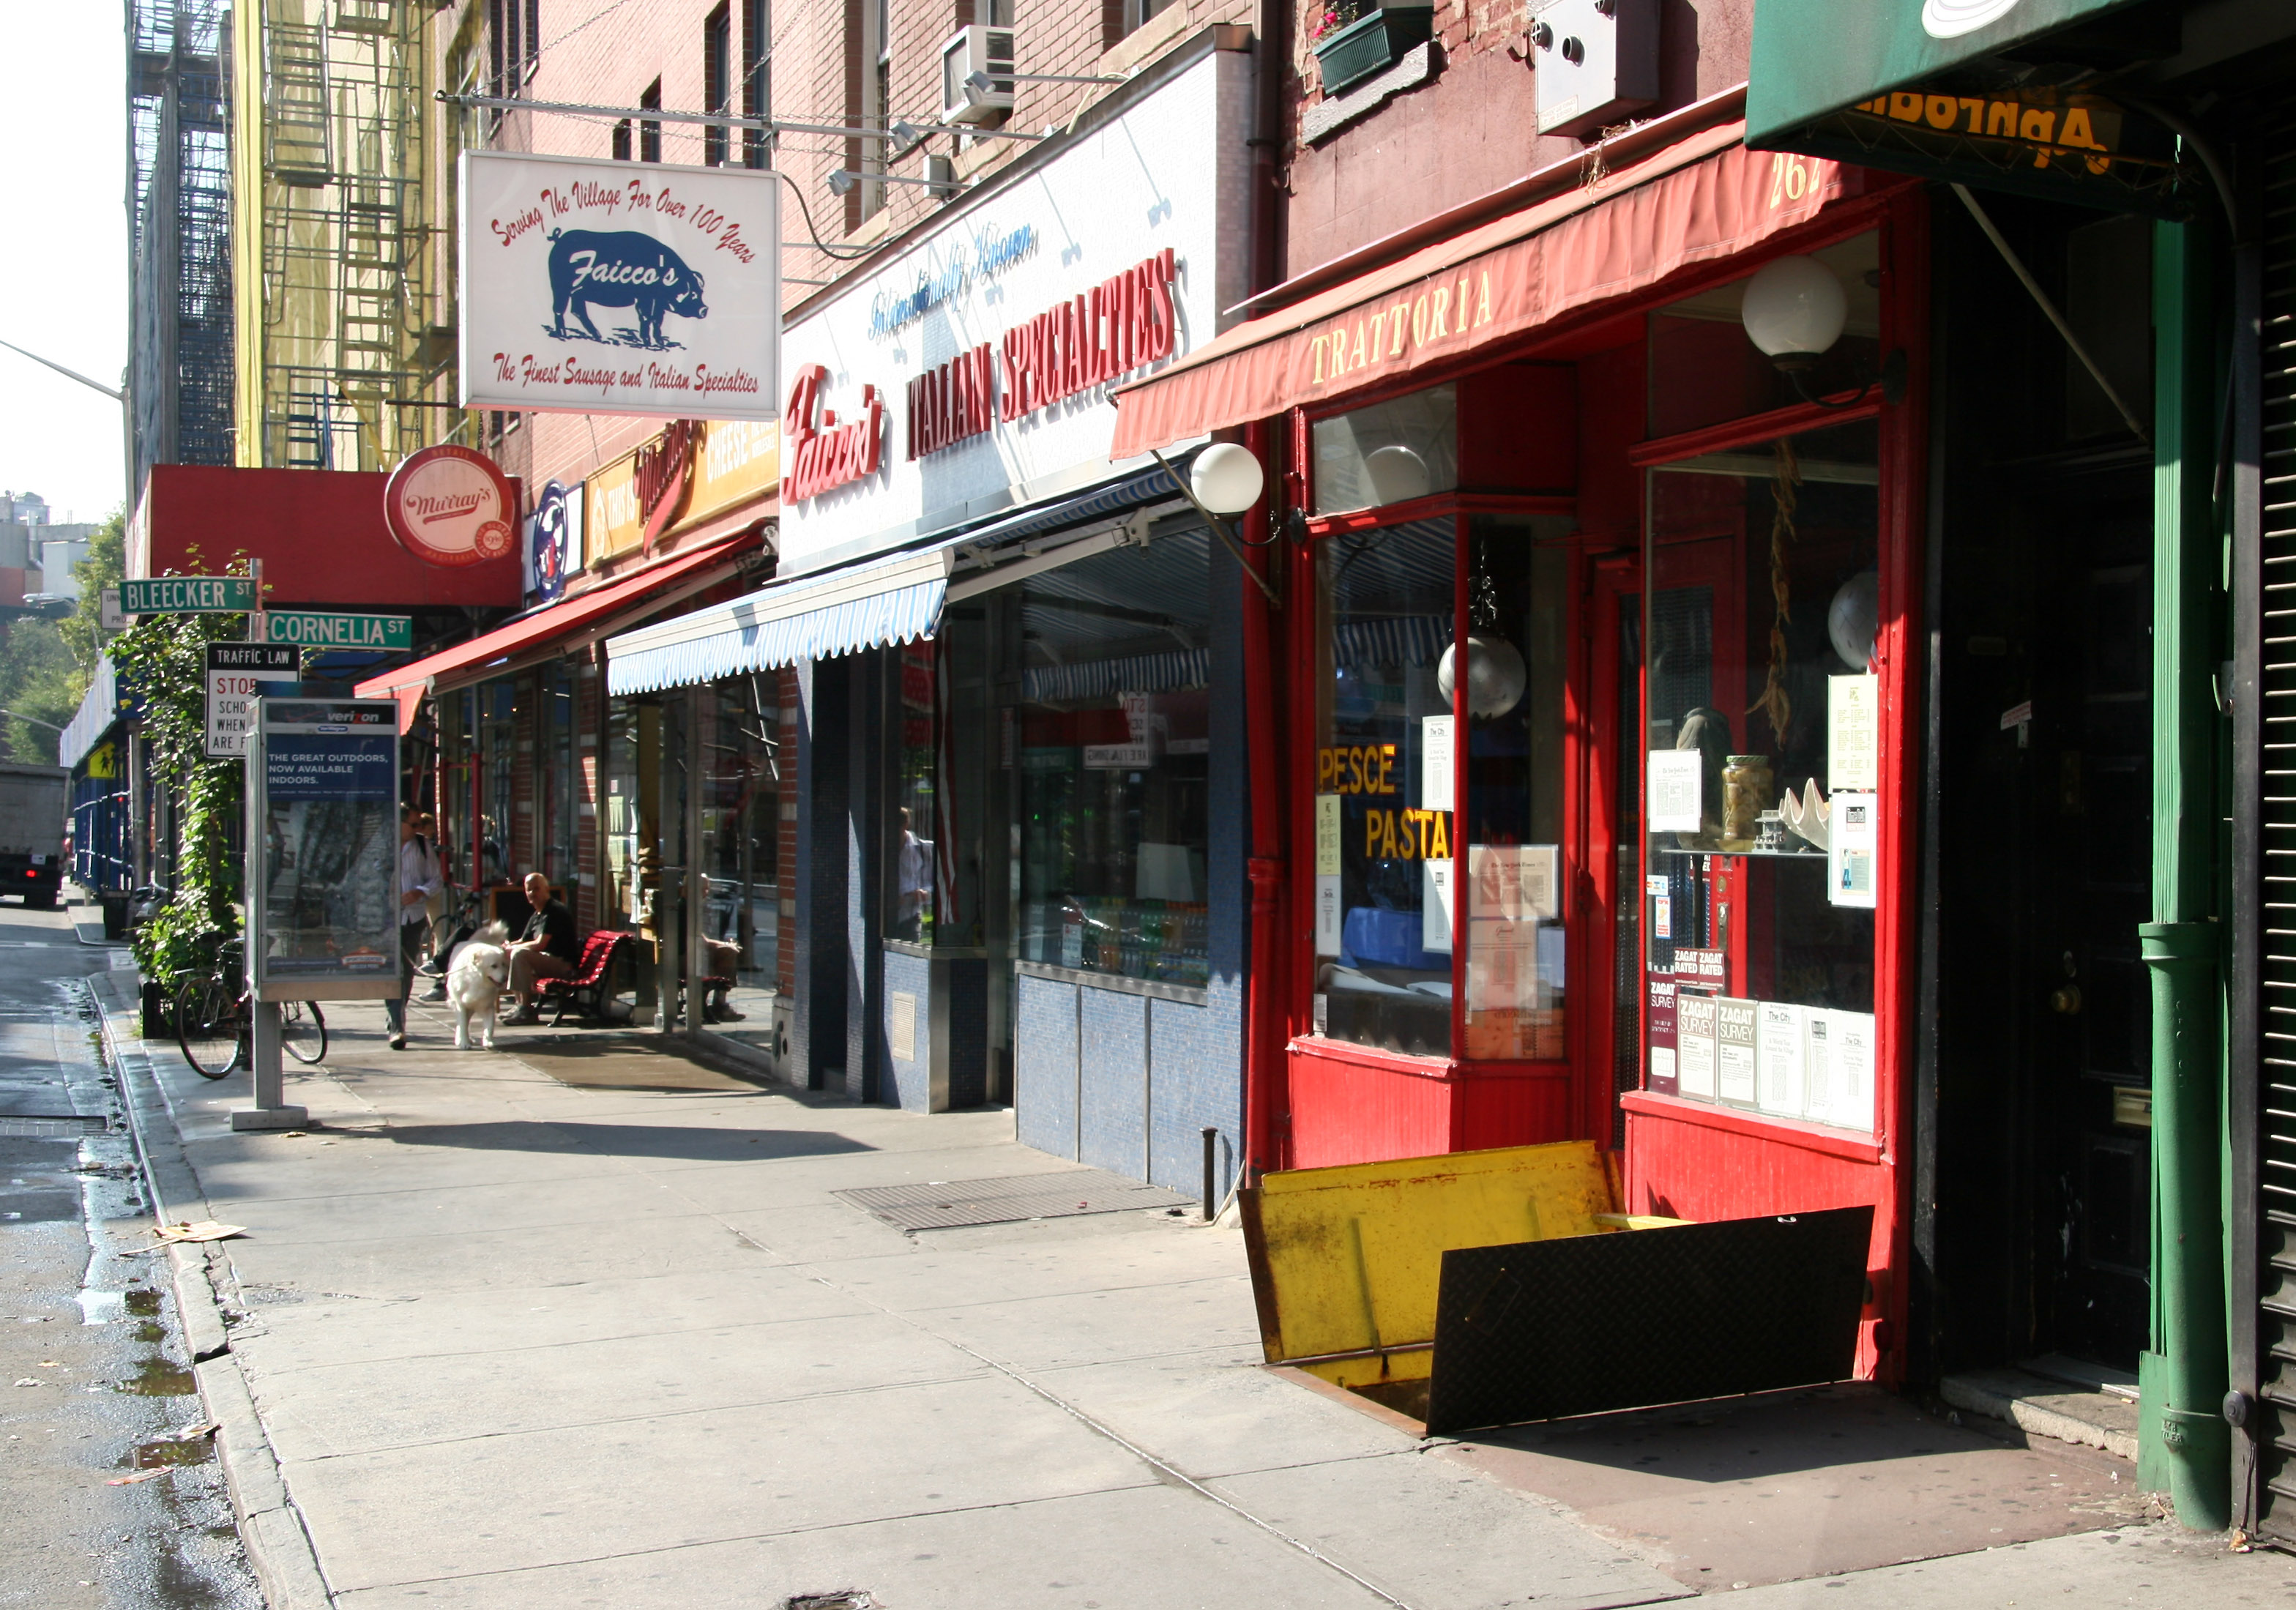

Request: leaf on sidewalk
left=106, top=1468, right=169, bottom=1486
left=154, top=1220, right=246, bottom=1243
left=12, top=1377, right=42, bottom=1387
left=174, top=1420, right=221, bottom=1440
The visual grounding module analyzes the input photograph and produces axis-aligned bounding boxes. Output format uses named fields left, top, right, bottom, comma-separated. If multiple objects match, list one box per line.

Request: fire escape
left=257, top=0, right=436, bottom=471
left=128, top=0, right=234, bottom=488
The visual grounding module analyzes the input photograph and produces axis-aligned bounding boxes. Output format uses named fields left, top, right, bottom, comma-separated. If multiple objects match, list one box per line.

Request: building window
left=640, top=78, right=662, bottom=163
left=612, top=119, right=632, bottom=161
left=742, top=0, right=772, bottom=168
left=864, top=0, right=891, bottom=218
left=1122, top=0, right=1168, bottom=37
left=487, top=0, right=541, bottom=96
left=704, top=4, right=731, bottom=167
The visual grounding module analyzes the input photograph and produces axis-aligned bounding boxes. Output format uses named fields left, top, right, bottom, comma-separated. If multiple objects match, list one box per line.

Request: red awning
left=355, top=534, right=760, bottom=725
left=1109, top=124, right=1878, bottom=457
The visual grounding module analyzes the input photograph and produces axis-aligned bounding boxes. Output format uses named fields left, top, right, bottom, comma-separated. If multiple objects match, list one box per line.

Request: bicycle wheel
left=280, top=999, right=327, bottom=1065
left=176, top=976, right=243, bottom=1079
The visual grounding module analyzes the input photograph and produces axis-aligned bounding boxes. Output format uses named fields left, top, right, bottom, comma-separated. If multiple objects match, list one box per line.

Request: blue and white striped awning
left=608, top=463, right=1194, bottom=696
left=608, top=545, right=952, bottom=696
left=1022, top=647, right=1210, bottom=704
left=1334, top=615, right=1450, bottom=671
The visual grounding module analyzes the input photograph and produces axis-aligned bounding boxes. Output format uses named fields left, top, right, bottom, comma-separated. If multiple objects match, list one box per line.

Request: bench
left=534, top=931, right=632, bottom=1026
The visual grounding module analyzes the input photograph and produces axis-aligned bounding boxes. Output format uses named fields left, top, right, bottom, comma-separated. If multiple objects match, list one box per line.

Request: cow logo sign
left=384, top=444, right=518, bottom=570
left=460, top=151, right=782, bottom=422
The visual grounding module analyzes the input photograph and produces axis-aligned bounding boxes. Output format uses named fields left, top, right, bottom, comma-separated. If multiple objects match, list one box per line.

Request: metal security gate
left=2243, top=115, right=2296, bottom=1546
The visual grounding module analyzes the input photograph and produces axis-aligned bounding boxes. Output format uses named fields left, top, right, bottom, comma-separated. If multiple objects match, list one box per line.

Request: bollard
left=232, top=999, right=307, bottom=1130
left=1201, top=1125, right=1218, bottom=1222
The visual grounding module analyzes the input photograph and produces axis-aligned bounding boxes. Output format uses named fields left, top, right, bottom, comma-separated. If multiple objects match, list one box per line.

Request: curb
left=87, top=973, right=337, bottom=1610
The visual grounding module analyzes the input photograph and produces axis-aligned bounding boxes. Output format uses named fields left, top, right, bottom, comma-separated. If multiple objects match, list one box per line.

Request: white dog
left=444, top=921, right=511, bottom=1050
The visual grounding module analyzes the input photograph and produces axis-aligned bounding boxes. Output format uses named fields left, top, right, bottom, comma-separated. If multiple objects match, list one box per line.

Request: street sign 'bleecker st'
left=264, top=611, right=413, bottom=651
left=205, top=643, right=299, bottom=759
left=122, top=576, right=256, bottom=614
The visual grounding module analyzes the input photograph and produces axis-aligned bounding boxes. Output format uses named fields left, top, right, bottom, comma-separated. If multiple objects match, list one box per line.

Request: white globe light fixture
left=1740, top=255, right=1849, bottom=370
left=1190, top=442, right=1265, bottom=517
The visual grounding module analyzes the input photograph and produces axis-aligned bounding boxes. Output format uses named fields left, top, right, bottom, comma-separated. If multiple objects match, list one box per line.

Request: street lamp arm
left=0, top=709, right=66, bottom=735
left=0, top=339, right=124, bottom=403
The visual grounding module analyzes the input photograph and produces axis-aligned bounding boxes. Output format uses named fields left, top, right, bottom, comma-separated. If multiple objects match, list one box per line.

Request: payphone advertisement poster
left=249, top=700, right=402, bottom=1001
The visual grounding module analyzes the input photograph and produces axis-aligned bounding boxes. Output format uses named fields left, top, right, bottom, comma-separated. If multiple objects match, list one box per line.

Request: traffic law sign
left=122, top=575, right=256, bottom=614
left=262, top=611, right=412, bottom=651
left=205, top=643, right=299, bottom=759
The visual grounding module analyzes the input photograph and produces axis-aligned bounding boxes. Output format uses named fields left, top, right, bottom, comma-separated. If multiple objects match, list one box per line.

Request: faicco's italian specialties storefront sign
left=459, top=151, right=782, bottom=421
left=246, top=699, right=402, bottom=1001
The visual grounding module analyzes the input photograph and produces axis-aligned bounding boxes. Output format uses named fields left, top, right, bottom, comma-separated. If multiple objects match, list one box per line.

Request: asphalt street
left=0, top=900, right=259, bottom=1610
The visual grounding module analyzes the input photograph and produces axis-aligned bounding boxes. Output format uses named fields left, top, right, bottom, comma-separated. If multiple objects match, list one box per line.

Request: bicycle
left=174, top=937, right=327, bottom=1079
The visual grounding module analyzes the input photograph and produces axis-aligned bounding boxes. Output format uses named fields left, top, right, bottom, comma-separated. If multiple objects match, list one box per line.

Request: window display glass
left=602, top=695, right=657, bottom=931
left=699, top=677, right=779, bottom=1023
left=1648, top=232, right=1882, bottom=440
left=477, top=677, right=517, bottom=887
left=1641, top=418, right=1882, bottom=1132
left=1311, top=384, right=1460, bottom=515
left=890, top=641, right=938, bottom=943
left=1012, top=529, right=1212, bottom=986
left=541, top=663, right=578, bottom=894
left=1458, top=514, right=1574, bottom=1061
left=1312, top=518, right=1457, bottom=1056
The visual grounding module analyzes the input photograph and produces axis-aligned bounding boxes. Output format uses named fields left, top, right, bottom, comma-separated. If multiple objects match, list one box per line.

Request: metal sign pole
left=235, top=693, right=306, bottom=1130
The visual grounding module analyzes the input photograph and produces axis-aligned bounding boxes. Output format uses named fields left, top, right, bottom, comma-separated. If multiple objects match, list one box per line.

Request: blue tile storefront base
left=1012, top=963, right=1240, bottom=1192
left=881, top=947, right=991, bottom=1114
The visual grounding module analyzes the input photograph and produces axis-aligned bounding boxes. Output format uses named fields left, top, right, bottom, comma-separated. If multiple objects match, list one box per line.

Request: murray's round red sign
left=384, top=445, right=517, bottom=568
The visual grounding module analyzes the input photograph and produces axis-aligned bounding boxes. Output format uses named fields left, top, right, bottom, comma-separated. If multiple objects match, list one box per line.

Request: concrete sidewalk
left=92, top=974, right=2292, bottom=1609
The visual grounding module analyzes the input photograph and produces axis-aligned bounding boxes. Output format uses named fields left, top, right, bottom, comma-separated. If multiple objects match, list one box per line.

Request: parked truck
left=0, top=762, right=70, bottom=909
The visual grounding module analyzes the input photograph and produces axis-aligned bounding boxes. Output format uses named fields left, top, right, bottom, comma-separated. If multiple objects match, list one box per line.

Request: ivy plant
left=111, top=554, right=300, bottom=986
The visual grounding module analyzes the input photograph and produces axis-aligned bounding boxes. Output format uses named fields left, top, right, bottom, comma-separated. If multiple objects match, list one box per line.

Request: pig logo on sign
left=545, top=228, right=709, bottom=350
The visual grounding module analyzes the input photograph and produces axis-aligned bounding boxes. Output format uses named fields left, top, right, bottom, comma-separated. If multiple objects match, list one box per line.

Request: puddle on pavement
left=133, top=1436, right=217, bottom=1469
left=78, top=1288, right=127, bottom=1324
left=116, top=1356, right=198, bottom=1395
left=133, top=1320, right=164, bottom=1342
left=125, top=1289, right=161, bottom=1316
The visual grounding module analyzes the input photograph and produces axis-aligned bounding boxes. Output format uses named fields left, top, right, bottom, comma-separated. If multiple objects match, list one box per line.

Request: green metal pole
left=2137, top=217, right=2229, bottom=1530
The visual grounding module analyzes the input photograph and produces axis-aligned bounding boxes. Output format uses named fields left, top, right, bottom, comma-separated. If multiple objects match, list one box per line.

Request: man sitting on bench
left=504, top=873, right=580, bottom=1025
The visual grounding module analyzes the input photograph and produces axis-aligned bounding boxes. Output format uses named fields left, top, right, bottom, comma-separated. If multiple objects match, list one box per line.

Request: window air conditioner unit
left=941, top=25, right=1014, bottom=125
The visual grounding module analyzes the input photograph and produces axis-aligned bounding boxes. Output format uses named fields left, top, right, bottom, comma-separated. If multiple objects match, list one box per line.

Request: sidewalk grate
left=0, top=1116, right=111, bottom=1138
left=833, top=1169, right=1193, bottom=1231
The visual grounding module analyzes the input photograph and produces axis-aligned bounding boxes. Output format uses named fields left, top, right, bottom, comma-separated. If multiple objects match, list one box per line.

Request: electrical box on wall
left=1529, top=0, right=1658, bottom=139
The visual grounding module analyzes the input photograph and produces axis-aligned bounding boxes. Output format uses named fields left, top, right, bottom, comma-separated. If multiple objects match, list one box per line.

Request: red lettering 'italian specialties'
left=904, top=250, right=1179, bottom=462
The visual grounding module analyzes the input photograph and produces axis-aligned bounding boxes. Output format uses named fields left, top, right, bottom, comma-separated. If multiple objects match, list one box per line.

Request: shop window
left=1648, top=233, right=1881, bottom=440
left=1311, top=384, right=1459, bottom=515
left=1012, top=529, right=1214, bottom=986
left=479, top=679, right=518, bottom=889
left=700, top=677, right=780, bottom=992
left=890, top=641, right=939, bottom=943
left=1310, top=513, right=1574, bottom=1059
left=540, top=664, right=578, bottom=896
left=604, top=696, right=663, bottom=930
left=1312, top=518, right=1456, bottom=1055
left=1640, top=418, right=1881, bottom=1132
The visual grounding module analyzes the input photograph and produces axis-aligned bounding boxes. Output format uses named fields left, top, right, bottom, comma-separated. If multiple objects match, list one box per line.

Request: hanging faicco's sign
left=459, top=151, right=783, bottom=422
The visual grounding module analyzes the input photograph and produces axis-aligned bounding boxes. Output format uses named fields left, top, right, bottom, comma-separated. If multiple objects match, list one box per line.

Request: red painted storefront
left=1116, top=119, right=1926, bottom=1382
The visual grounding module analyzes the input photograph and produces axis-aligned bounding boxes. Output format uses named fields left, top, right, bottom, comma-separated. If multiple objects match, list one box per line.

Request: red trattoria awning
left=354, top=534, right=758, bottom=728
left=1108, top=122, right=1878, bottom=458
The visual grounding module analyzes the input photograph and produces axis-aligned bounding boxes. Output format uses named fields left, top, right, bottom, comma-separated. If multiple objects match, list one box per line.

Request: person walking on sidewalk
left=385, top=808, right=444, bottom=1051
left=503, top=873, right=578, bottom=1025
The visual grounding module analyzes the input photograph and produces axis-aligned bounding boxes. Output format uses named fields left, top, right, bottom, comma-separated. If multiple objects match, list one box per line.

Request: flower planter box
left=1313, top=6, right=1434, bottom=98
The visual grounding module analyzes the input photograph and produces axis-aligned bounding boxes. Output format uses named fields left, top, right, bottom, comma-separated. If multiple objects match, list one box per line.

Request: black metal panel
left=1423, top=1207, right=1873, bottom=1436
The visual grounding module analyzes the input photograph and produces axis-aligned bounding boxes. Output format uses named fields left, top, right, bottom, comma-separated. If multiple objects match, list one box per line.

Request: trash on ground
left=106, top=1467, right=170, bottom=1485
left=786, top=1593, right=876, bottom=1610
left=154, top=1220, right=245, bottom=1243
left=13, top=1377, right=42, bottom=1387
left=174, top=1420, right=220, bottom=1439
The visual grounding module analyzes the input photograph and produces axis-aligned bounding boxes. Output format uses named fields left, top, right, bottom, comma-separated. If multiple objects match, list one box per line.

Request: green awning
left=1746, top=0, right=2148, bottom=148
